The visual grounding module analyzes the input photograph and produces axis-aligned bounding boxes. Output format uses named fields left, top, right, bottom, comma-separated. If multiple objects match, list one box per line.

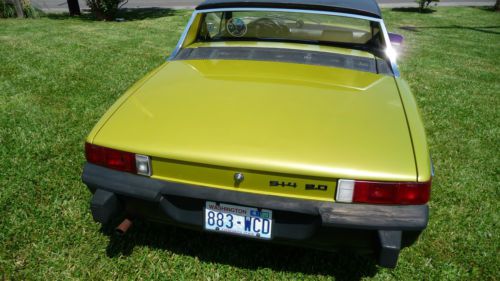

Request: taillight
left=85, top=143, right=151, bottom=175
left=336, top=179, right=431, bottom=205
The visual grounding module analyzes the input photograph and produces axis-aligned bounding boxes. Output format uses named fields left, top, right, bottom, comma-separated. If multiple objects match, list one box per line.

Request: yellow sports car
left=82, top=0, right=433, bottom=268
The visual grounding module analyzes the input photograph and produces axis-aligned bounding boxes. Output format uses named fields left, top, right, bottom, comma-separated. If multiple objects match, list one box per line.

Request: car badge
left=234, top=172, right=244, bottom=186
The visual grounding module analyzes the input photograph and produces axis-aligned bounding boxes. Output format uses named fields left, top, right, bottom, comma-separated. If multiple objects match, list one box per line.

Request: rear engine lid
left=91, top=59, right=417, bottom=201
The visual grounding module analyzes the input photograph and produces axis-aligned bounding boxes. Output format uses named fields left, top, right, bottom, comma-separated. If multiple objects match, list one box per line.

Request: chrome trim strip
left=168, top=11, right=198, bottom=60
left=197, top=7, right=382, bottom=22
left=379, top=20, right=400, bottom=77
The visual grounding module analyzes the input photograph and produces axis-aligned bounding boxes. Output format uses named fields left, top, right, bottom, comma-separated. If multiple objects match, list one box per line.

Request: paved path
left=32, top=0, right=496, bottom=12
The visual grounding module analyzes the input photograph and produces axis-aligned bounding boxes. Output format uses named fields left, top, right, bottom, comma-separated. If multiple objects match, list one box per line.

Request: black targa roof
left=196, top=0, right=382, bottom=19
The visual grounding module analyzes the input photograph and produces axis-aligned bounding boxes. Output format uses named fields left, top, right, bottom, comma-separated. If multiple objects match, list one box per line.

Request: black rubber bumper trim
left=82, top=163, right=429, bottom=231
left=377, top=230, right=402, bottom=268
left=90, top=189, right=122, bottom=224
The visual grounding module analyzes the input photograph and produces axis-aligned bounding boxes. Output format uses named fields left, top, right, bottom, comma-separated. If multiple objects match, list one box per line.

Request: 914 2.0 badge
left=269, top=181, right=328, bottom=191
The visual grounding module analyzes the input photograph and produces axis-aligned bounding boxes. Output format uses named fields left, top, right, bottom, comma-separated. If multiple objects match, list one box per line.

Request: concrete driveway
left=32, top=0, right=496, bottom=12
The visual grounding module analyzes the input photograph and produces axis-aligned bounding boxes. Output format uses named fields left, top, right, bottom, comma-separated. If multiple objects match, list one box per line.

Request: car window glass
left=204, top=12, right=223, bottom=38
left=199, top=11, right=374, bottom=45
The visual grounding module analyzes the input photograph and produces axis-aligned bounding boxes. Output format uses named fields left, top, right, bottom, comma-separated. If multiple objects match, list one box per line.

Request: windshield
left=198, top=11, right=384, bottom=53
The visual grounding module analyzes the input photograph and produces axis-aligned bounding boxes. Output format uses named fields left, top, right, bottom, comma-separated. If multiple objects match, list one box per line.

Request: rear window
left=198, top=11, right=382, bottom=50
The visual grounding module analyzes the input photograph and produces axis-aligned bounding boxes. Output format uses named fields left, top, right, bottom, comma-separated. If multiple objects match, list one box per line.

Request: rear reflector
left=336, top=179, right=431, bottom=205
left=85, top=143, right=137, bottom=174
left=135, top=154, right=151, bottom=176
left=336, top=179, right=355, bottom=203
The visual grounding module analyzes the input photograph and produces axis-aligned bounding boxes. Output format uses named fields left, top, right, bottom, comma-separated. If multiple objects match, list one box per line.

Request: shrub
left=0, top=0, right=37, bottom=18
left=86, top=0, right=125, bottom=20
left=0, top=0, right=16, bottom=18
left=21, top=0, right=37, bottom=17
left=416, top=0, right=440, bottom=12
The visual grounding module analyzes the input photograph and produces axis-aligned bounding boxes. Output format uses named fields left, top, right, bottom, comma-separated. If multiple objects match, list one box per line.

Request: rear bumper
left=82, top=163, right=429, bottom=268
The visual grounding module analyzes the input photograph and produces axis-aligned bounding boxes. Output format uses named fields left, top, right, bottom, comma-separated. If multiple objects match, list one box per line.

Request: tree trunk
left=495, top=0, right=500, bottom=11
left=67, top=0, right=81, bottom=16
left=12, top=0, right=24, bottom=18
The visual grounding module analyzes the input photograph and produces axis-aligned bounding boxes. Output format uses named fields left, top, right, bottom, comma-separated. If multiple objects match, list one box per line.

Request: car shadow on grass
left=398, top=25, right=500, bottom=35
left=100, top=220, right=378, bottom=280
left=47, top=8, right=179, bottom=21
left=391, top=7, right=436, bottom=14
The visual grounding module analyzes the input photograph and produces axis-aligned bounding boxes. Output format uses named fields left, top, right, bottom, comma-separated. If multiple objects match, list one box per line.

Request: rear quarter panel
left=85, top=63, right=169, bottom=143
left=395, top=78, right=432, bottom=182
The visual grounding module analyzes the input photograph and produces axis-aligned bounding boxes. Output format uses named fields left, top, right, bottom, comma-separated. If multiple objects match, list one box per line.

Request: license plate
left=204, top=201, right=273, bottom=239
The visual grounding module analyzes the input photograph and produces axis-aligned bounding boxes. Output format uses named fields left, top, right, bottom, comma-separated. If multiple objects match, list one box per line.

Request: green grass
left=1, top=7, right=499, bottom=280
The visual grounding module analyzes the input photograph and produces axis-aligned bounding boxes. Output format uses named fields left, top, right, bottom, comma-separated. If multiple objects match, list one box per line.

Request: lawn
left=0, top=6, right=499, bottom=280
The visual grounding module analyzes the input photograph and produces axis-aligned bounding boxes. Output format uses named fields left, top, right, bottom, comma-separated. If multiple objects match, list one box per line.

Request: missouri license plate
left=204, top=201, right=273, bottom=239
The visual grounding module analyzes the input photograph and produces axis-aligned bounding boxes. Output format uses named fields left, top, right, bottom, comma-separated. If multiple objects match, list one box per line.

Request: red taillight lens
left=85, top=143, right=136, bottom=173
left=352, top=180, right=431, bottom=205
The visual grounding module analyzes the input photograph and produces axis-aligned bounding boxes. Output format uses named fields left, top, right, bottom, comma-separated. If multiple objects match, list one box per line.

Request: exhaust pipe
left=115, top=218, right=133, bottom=236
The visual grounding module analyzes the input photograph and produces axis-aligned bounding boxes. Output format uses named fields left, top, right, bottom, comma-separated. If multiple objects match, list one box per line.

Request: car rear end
left=82, top=2, right=433, bottom=268
left=83, top=149, right=430, bottom=268
left=82, top=60, right=432, bottom=267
